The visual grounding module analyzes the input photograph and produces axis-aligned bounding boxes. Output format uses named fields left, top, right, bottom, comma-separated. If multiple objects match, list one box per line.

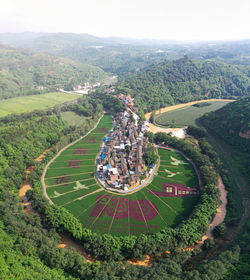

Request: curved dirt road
left=192, top=177, right=227, bottom=248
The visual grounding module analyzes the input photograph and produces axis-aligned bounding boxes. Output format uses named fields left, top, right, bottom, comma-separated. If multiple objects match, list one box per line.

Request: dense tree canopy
left=117, top=56, right=250, bottom=111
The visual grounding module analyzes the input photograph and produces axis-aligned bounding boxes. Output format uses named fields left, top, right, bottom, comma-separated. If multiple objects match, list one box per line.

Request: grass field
left=155, top=100, right=231, bottom=127
left=44, top=116, right=200, bottom=236
left=0, top=92, right=80, bottom=117
left=61, top=111, right=90, bottom=126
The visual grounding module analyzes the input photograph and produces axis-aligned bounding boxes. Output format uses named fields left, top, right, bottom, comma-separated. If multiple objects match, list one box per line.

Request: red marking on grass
left=73, top=148, right=89, bottom=155
left=76, top=193, right=106, bottom=219
left=89, top=195, right=114, bottom=229
left=141, top=190, right=168, bottom=226
left=159, top=145, right=173, bottom=150
left=67, top=160, right=83, bottom=168
left=108, top=197, right=121, bottom=233
left=54, top=175, right=71, bottom=185
left=89, top=195, right=158, bottom=222
left=84, top=137, right=97, bottom=143
left=148, top=188, right=183, bottom=218
left=97, top=126, right=108, bottom=132
left=150, top=183, right=199, bottom=198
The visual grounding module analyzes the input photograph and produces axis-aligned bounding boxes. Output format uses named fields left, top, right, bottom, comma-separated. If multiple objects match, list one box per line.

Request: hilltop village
left=96, top=95, right=151, bottom=191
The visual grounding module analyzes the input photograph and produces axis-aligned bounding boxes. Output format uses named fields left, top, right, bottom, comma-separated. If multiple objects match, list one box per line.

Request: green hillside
left=200, top=97, right=250, bottom=179
left=0, top=45, right=107, bottom=99
left=118, top=56, right=250, bottom=111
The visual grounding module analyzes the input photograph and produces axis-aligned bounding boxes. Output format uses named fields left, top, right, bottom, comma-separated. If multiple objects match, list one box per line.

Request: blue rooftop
left=105, top=137, right=110, bottom=141
left=101, top=154, right=106, bottom=160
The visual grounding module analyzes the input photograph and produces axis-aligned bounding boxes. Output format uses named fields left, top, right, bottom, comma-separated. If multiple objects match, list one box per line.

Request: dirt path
left=149, top=124, right=187, bottom=137
left=145, top=99, right=235, bottom=120
left=207, top=132, right=250, bottom=238
left=58, top=233, right=95, bottom=262
left=41, top=114, right=104, bottom=205
left=19, top=149, right=52, bottom=214
left=194, top=177, right=227, bottom=248
left=19, top=149, right=95, bottom=262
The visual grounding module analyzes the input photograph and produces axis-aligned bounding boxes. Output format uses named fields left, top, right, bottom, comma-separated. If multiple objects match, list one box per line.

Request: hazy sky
left=1, top=0, right=250, bottom=41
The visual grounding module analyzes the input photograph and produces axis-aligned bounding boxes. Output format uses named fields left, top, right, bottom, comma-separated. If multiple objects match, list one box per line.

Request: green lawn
left=155, top=100, right=232, bottom=127
left=44, top=116, right=200, bottom=236
left=0, top=92, right=80, bottom=117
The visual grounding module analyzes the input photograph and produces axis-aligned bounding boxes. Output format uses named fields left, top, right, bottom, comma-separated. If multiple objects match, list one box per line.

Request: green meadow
left=155, top=100, right=232, bottom=127
left=0, top=92, right=80, bottom=117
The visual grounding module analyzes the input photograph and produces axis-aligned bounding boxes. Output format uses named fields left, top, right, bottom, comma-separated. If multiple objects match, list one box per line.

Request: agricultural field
left=155, top=100, right=232, bottom=127
left=0, top=92, right=80, bottom=117
left=44, top=117, right=200, bottom=236
left=61, top=111, right=90, bottom=126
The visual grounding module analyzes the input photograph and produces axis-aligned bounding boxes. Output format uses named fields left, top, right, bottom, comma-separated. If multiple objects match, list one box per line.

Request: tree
left=143, top=144, right=158, bottom=166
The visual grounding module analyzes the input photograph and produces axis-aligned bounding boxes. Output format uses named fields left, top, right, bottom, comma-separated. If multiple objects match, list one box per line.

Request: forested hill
left=0, top=45, right=107, bottom=99
left=117, top=56, right=250, bottom=111
left=201, top=97, right=250, bottom=142
left=200, top=97, right=250, bottom=178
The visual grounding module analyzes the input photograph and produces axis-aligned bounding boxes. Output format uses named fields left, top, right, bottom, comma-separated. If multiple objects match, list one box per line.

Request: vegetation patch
left=60, top=111, right=90, bottom=126
left=0, top=92, right=80, bottom=117
left=154, top=100, right=232, bottom=127
left=192, top=102, right=211, bottom=108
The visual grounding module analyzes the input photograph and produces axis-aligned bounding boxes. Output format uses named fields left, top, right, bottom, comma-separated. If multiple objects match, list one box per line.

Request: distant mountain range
left=0, top=32, right=249, bottom=101
left=1, top=32, right=249, bottom=74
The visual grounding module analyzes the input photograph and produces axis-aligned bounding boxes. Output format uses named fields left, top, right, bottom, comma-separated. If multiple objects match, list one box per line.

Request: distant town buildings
left=58, top=81, right=101, bottom=95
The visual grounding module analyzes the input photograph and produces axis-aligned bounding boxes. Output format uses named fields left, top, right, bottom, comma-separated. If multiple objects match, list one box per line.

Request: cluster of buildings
left=58, top=82, right=101, bottom=95
left=72, top=82, right=101, bottom=94
left=96, top=105, right=150, bottom=190
left=118, top=94, right=138, bottom=113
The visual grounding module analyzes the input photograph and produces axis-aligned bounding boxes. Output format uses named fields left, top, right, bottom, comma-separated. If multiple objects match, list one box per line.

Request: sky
left=0, top=0, right=250, bottom=41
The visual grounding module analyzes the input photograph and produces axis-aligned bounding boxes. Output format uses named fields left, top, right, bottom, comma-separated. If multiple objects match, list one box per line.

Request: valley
left=0, top=31, right=249, bottom=280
